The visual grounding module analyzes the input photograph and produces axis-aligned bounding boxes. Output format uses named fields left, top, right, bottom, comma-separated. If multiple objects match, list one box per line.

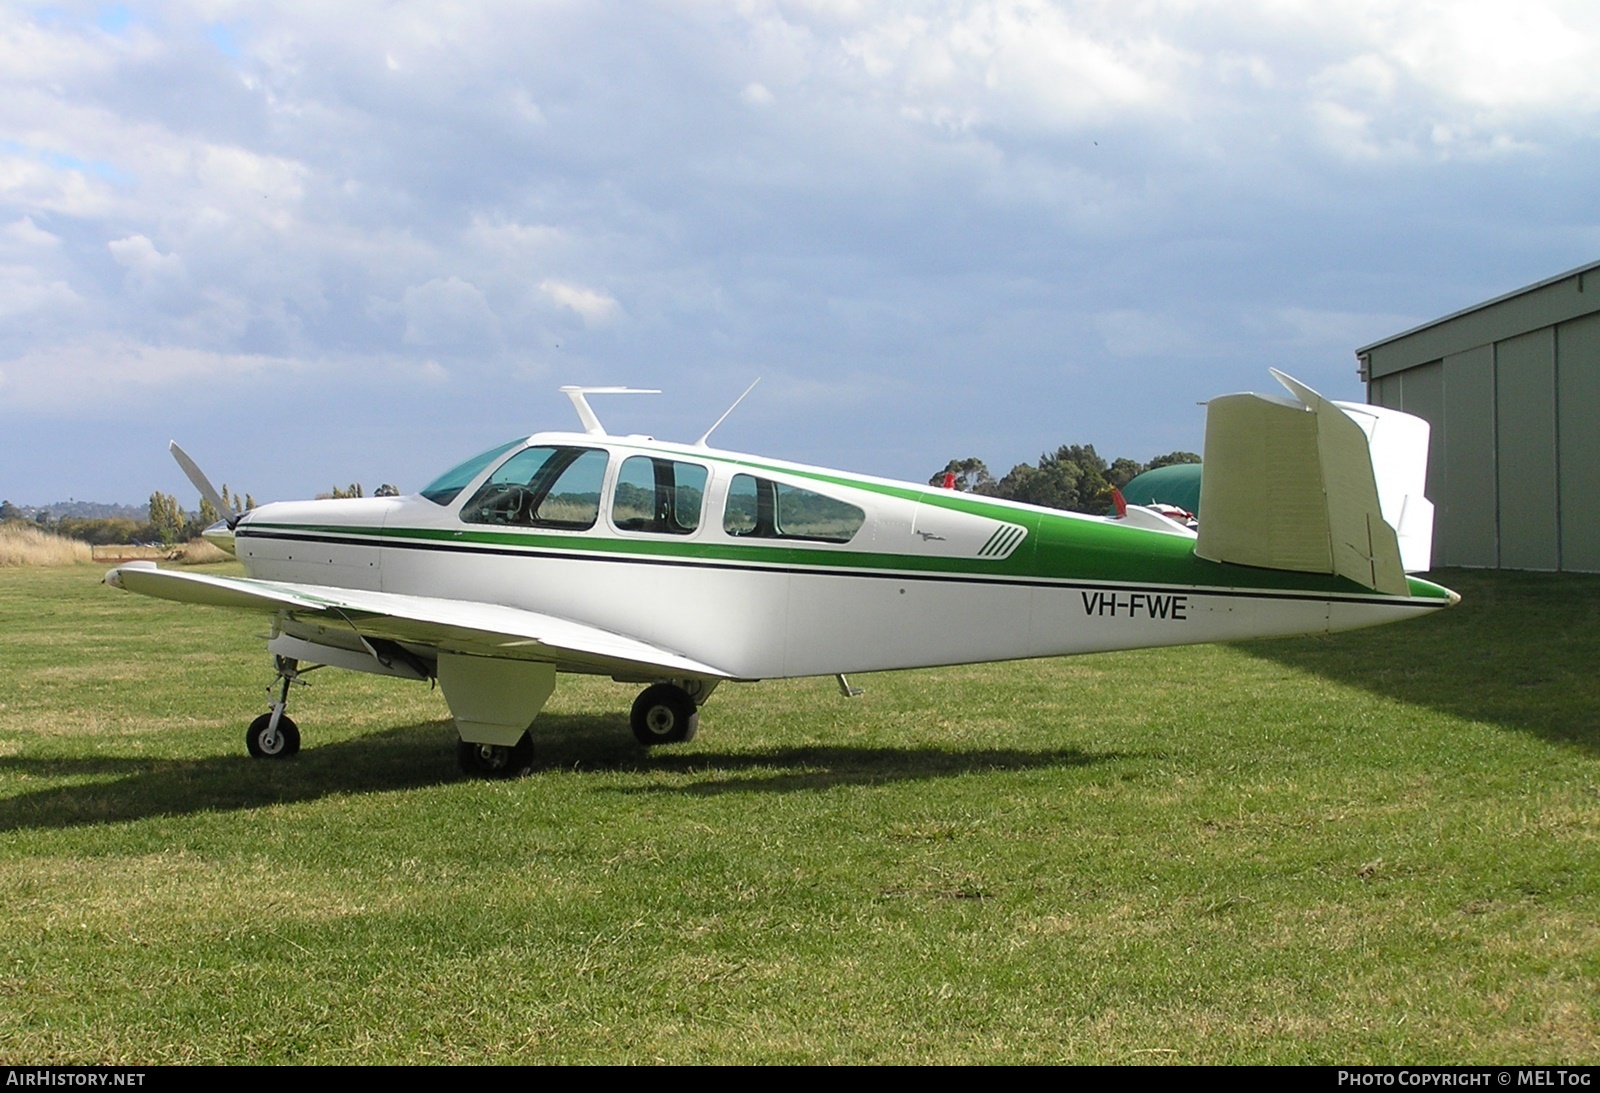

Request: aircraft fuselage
left=228, top=431, right=1453, bottom=683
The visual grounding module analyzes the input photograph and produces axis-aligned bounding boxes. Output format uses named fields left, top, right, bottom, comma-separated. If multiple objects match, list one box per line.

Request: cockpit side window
left=420, top=439, right=524, bottom=506
left=722, top=473, right=865, bottom=543
left=612, top=456, right=708, bottom=535
left=460, top=446, right=609, bottom=530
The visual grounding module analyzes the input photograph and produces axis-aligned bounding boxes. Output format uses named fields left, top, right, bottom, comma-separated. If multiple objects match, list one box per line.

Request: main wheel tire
left=246, top=712, right=301, bottom=759
left=457, top=732, right=534, bottom=778
left=630, top=684, right=699, bottom=746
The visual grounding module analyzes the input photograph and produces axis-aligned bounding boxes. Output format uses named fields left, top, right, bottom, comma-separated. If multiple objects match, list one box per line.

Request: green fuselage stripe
left=239, top=517, right=1454, bottom=604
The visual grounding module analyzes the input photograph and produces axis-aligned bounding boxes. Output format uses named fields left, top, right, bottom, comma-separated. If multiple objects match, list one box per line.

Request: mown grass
left=0, top=563, right=1596, bottom=1063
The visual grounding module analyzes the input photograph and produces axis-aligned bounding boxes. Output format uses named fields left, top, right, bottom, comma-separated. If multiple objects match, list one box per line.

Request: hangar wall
left=1357, top=260, right=1600, bottom=572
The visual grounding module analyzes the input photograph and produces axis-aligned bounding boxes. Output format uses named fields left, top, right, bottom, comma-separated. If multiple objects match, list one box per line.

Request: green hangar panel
left=1358, top=260, right=1600, bottom=572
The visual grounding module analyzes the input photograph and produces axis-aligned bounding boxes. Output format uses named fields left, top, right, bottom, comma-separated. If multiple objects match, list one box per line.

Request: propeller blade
left=169, top=441, right=239, bottom=529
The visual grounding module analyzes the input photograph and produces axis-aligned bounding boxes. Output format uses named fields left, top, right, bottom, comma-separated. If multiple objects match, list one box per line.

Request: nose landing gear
left=246, top=656, right=308, bottom=759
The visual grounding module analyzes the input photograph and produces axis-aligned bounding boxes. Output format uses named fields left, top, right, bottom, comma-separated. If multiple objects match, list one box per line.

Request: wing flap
left=105, top=564, right=731, bottom=679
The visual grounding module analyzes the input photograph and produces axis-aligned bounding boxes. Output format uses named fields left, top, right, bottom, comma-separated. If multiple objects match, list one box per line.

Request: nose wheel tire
left=246, top=712, right=301, bottom=758
left=630, top=683, right=699, bottom=746
left=457, top=732, right=534, bottom=778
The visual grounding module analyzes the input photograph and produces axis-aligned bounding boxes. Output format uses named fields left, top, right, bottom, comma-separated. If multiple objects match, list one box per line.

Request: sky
left=4, top=0, right=1600, bottom=508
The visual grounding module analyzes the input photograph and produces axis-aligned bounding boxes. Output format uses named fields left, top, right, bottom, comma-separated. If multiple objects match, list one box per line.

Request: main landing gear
left=456, top=732, right=535, bottom=779
left=238, top=659, right=719, bottom=772
left=629, top=679, right=716, bottom=747
left=246, top=655, right=309, bottom=759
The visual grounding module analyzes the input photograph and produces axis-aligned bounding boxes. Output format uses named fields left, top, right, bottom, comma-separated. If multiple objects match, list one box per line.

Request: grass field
left=0, top=563, right=1596, bottom=1063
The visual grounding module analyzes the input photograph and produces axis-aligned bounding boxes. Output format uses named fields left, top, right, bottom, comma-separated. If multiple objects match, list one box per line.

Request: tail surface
left=1195, top=370, right=1434, bottom=595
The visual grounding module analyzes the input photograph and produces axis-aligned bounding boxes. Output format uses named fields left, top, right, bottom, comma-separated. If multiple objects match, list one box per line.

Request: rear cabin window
left=460, top=446, right=608, bottom=530
left=612, top=456, right=708, bottom=535
left=722, top=473, right=865, bottom=544
left=420, top=439, right=524, bottom=506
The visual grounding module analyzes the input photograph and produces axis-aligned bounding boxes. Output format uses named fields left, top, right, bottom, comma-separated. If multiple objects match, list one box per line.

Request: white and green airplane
left=106, top=373, right=1457, bottom=777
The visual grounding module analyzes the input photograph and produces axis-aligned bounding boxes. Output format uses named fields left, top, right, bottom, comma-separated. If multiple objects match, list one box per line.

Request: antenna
left=694, top=378, right=761, bottom=448
left=559, top=386, right=660, bottom=437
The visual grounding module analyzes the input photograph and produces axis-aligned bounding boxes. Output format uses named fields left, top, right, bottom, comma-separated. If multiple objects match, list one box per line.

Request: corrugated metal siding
left=1557, top=312, right=1600, bottom=571
left=1439, top=346, right=1497, bottom=568
left=1360, top=263, right=1600, bottom=573
left=1399, top=360, right=1445, bottom=537
left=1495, top=329, right=1559, bottom=571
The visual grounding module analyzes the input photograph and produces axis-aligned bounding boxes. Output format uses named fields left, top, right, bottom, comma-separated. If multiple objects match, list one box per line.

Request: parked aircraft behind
left=106, top=374, right=1457, bottom=776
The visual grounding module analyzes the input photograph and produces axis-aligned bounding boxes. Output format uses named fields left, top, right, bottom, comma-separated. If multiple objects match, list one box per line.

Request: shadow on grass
left=1238, top=568, right=1600, bottom=755
left=0, top=712, right=1115, bottom=831
left=0, top=720, right=460, bottom=832
left=597, top=745, right=1111, bottom=796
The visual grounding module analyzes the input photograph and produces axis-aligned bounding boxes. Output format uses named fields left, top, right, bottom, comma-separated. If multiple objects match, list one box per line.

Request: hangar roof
left=1357, top=258, right=1600, bottom=381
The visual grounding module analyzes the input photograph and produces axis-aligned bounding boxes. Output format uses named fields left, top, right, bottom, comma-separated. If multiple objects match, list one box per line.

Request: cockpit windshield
left=419, top=439, right=525, bottom=506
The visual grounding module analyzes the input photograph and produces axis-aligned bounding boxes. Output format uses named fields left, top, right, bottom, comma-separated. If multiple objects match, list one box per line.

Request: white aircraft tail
left=1195, top=370, right=1434, bottom=595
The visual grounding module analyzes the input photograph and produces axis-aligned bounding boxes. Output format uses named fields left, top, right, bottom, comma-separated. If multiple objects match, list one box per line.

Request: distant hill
left=5, top=500, right=149, bottom=521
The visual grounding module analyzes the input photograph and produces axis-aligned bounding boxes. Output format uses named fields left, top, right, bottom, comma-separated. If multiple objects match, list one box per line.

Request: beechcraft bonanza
left=106, top=373, right=1458, bottom=777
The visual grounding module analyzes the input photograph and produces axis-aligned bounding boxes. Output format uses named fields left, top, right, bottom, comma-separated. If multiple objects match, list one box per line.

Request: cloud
left=741, top=81, right=775, bottom=106
left=539, top=279, right=623, bottom=326
left=108, top=233, right=181, bottom=276
left=0, top=338, right=293, bottom=411
left=1269, top=306, right=1421, bottom=352
left=2, top=0, right=1598, bottom=501
left=837, top=1, right=1185, bottom=133
left=107, top=233, right=188, bottom=307
left=191, top=145, right=307, bottom=231
left=402, top=276, right=499, bottom=350
left=3, top=216, right=60, bottom=248
left=0, top=151, right=121, bottom=218
left=0, top=264, right=81, bottom=321
left=1095, top=309, right=1204, bottom=359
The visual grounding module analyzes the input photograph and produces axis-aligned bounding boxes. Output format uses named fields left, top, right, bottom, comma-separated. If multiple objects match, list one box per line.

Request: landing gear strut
left=247, top=655, right=305, bottom=759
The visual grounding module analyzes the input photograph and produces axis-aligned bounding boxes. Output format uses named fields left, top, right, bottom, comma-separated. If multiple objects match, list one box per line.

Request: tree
left=0, top=500, right=21, bottom=523
left=1029, top=444, right=1112, bottom=513
left=327, top=483, right=364, bottom=499
left=374, top=483, right=401, bottom=497
left=148, top=492, right=185, bottom=545
left=54, top=516, right=142, bottom=545
left=928, top=458, right=994, bottom=493
left=992, top=460, right=1043, bottom=505
left=933, top=443, right=1201, bottom=515
left=1107, top=457, right=1144, bottom=490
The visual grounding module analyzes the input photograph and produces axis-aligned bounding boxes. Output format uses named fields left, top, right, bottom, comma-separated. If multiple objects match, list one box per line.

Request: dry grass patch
left=90, top=544, right=167, bottom=562
left=0, top=524, right=91, bottom=566
left=175, top=538, right=232, bottom=564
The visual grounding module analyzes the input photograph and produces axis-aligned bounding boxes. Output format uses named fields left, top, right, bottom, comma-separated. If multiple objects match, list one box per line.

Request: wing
left=105, top=563, right=731, bottom=679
